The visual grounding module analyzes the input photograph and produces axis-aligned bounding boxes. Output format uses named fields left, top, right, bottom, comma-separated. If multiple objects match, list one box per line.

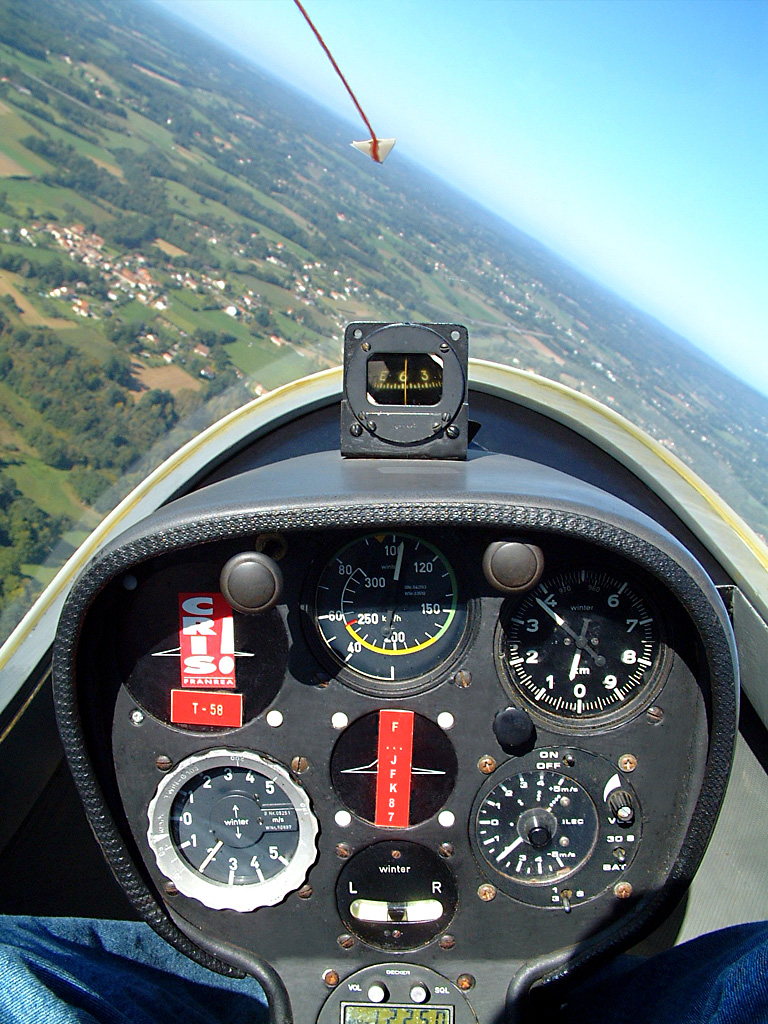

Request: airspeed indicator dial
left=498, top=567, right=667, bottom=727
left=313, top=533, right=467, bottom=689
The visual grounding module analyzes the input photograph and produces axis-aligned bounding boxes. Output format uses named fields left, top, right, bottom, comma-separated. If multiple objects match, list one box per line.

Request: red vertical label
left=375, top=709, right=414, bottom=827
left=178, top=593, right=236, bottom=688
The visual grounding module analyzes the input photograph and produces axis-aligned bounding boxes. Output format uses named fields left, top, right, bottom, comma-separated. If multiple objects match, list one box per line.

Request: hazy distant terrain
left=0, top=0, right=765, bottom=629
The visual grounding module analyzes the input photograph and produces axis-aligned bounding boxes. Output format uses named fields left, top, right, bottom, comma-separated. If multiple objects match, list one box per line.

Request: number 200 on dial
left=314, top=533, right=467, bottom=683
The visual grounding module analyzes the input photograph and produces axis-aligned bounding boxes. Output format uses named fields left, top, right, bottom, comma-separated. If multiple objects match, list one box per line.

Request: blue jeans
left=2, top=915, right=768, bottom=1023
left=0, top=917, right=268, bottom=1023
left=558, top=920, right=768, bottom=1024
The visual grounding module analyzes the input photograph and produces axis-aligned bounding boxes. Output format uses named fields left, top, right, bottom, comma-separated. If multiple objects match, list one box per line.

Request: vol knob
left=608, top=790, right=635, bottom=826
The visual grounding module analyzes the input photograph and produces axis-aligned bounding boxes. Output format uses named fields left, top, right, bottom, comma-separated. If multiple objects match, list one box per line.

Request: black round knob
left=527, top=825, right=552, bottom=849
left=220, top=552, right=283, bottom=613
left=493, top=706, right=536, bottom=754
left=482, top=542, right=544, bottom=594
left=607, top=790, right=635, bottom=826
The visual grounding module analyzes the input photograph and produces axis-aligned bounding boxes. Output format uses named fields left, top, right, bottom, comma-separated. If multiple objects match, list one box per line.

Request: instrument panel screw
left=335, top=843, right=352, bottom=859
left=350, top=422, right=363, bottom=437
left=456, top=974, right=475, bottom=991
left=478, top=755, right=497, bottom=775
left=337, top=933, right=355, bottom=949
left=478, top=883, right=497, bottom=902
left=438, top=842, right=454, bottom=858
left=614, top=881, right=633, bottom=899
left=163, top=881, right=179, bottom=897
left=619, top=754, right=638, bottom=773
left=439, top=934, right=456, bottom=950
left=453, top=670, right=472, bottom=688
left=291, top=756, right=309, bottom=774
left=155, top=755, right=172, bottom=772
left=391, top=848, right=402, bottom=860
left=647, top=706, right=664, bottom=725
left=323, top=969, right=340, bottom=988
left=446, top=425, right=460, bottom=439
left=360, top=340, right=370, bottom=350
left=130, top=709, right=144, bottom=726
left=297, top=884, right=313, bottom=899
left=563, top=753, right=575, bottom=767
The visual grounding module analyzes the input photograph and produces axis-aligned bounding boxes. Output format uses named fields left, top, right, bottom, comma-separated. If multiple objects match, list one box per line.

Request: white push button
left=367, top=983, right=388, bottom=1003
left=410, top=984, right=429, bottom=1003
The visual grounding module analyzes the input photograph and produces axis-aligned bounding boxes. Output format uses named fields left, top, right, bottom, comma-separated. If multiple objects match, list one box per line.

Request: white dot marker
left=331, top=712, right=349, bottom=730
left=438, top=810, right=455, bottom=828
left=335, top=810, right=352, bottom=827
left=266, top=710, right=283, bottom=728
left=437, top=712, right=455, bottom=731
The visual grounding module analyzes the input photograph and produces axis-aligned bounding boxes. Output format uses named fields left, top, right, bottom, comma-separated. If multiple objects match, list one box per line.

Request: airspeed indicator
left=313, top=533, right=468, bottom=689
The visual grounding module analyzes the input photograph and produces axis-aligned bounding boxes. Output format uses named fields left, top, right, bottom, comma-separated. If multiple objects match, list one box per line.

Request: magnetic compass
left=331, top=710, right=457, bottom=827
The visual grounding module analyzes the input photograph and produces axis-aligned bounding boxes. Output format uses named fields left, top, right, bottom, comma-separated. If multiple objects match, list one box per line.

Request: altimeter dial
left=498, top=566, right=666, bottom=726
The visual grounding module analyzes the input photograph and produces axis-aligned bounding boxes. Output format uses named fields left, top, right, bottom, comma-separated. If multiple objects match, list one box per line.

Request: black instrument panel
left=54, top=450, right=737, bottom=1023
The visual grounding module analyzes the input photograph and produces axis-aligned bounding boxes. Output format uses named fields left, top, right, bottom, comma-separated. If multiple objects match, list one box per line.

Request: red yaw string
left=292, top=0, right=381, bottom=162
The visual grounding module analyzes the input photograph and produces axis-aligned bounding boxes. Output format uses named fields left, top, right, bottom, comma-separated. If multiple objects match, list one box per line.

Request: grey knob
left=220, top=552, right=283, bottom=613
left=482, top=542, right=544, bottom=594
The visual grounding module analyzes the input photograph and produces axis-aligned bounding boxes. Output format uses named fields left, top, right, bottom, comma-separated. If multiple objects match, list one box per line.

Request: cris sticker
left=178, top=593, right=237, bottom=688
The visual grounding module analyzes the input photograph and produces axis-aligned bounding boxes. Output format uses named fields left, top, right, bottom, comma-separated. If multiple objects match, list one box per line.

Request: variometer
left=147, top=749, right=318, bottom=912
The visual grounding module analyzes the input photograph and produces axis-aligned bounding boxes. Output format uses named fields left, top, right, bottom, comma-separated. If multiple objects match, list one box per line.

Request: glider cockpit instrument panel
left=53, top=324, right=738, bottom=1024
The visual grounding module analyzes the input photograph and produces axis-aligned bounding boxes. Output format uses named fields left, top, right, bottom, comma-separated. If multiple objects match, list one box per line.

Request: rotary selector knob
left=608, top=789, right=636, bottom=826
left=220, top=552, right=283, bottom=613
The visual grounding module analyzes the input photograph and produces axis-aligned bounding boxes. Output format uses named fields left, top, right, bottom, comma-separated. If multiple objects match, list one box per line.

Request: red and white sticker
left=375, top=709, right=414, bottom=827
left=178, top=593, right=236, bottom=688
left=171, top=689, right=243, bottom=728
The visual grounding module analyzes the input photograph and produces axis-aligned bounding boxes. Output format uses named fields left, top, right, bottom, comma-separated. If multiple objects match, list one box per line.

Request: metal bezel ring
left=147, top=748, right=319, bottom=912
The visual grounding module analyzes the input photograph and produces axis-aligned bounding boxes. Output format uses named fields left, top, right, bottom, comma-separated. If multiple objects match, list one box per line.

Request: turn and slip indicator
left=375, top=709, right=414, bottom=826
left=330, top=710, right=458, bottom=827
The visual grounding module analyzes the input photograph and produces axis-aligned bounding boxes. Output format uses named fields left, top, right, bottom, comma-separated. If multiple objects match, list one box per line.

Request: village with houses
left=0, top=0, right=765, bottom=626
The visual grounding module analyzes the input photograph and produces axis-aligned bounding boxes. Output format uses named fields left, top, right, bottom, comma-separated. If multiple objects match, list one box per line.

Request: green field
left=0, top=177, right=110, bottom=223
left=4, top=457, right=84, bottom=520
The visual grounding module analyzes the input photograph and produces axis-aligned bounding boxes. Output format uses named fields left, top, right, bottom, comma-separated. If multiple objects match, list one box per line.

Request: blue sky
left=158, top=0, right=768, bottom=394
